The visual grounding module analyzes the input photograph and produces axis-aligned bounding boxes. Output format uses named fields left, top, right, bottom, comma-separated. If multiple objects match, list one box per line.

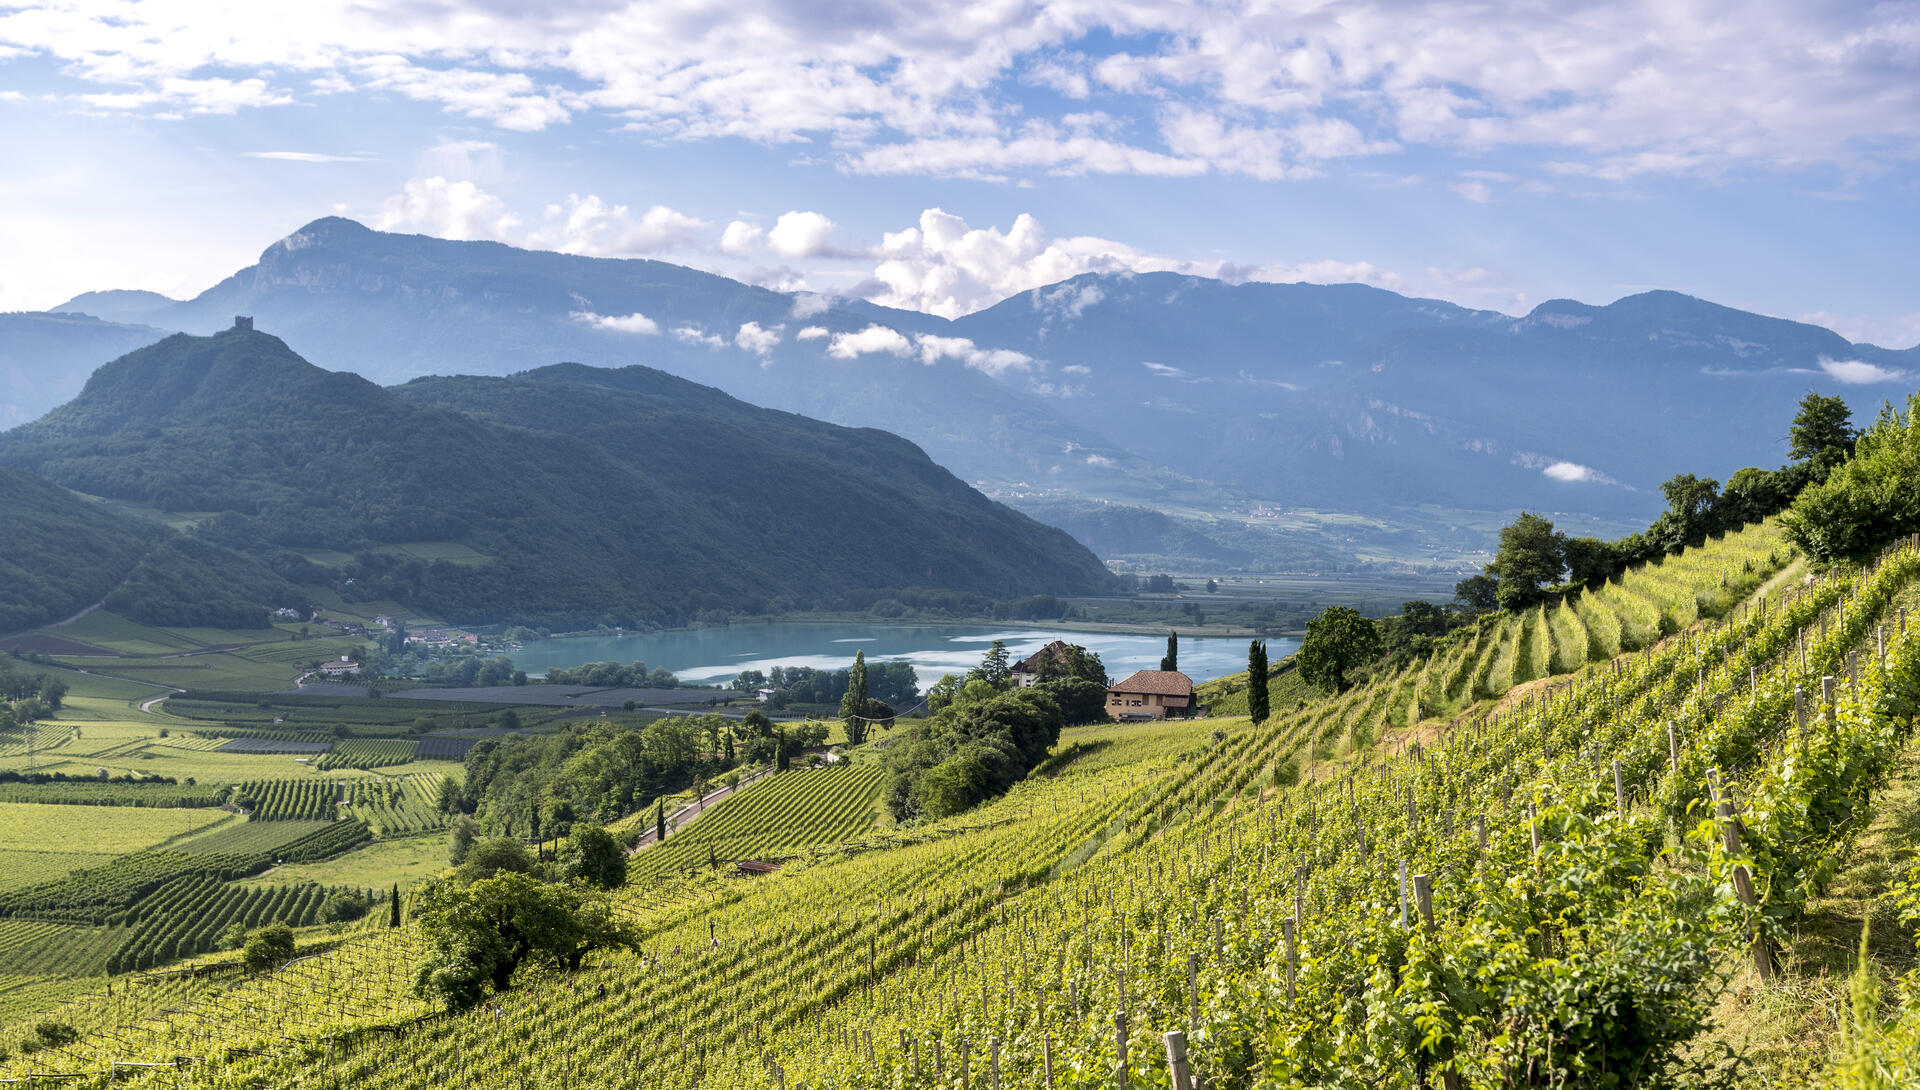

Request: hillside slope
left=0, top=327, right=1113, bottom=625
left=8, top=527, right=1919, bottom=1087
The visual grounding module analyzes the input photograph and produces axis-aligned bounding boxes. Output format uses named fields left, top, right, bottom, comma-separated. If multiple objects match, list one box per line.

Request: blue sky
left=1, top=0, right=1916, bottom=345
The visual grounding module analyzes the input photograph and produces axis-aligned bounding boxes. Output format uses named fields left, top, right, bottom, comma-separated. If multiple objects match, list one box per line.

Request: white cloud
left=1452, top=181, right=1495, bottom=203
left=375, top=176, right=520, bottom=241
left=788, top=293, right=833, bottom=320
left=1085, top=453, right=1115, bottom=467
left=858, top=207, right=1400, bottom=317
left=1819, top=357, right=1909, bottom=385
left=720, top=220, right=765, bottom=256
left=826, top=325, right=913, bottom=360
left=1543, top=461, right=1601, bottom=482
left=5, top=2, right=1918, bottom=183
left=533, top=195, right=706, bottom=256
left=672, top=325, right=726, bottom=348
left=913, top=334, right=1034, bottom=376
left=735, top=321, right=783, bottom=357
left=572, top=310, right=660, bottom=335
left=767, top=211, right=836, bottom=259
left=796, top=325, right=829, bottom=340
left=243, top=150, right=375, bottom=162
left=1061, top=363, right=1092, bottom=375
left=1143, top=361, right=1191, bottom=379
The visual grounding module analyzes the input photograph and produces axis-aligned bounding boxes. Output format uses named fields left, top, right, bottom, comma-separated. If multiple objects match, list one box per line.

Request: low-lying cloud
left=572, top=310, right=660, bottom=335
left=1819, top=357, right=1908, bottom=385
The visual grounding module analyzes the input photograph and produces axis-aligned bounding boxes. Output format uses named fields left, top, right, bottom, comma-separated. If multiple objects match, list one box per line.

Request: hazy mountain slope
left=0, top=328, right=1113, bottom=625
left=27, top=218, right=1915, bottom=535
left=0, top=312, right=168, bottom=430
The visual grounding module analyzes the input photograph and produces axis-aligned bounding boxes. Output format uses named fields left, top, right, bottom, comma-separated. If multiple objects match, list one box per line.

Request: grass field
left=242, top=830, right=453, bottom=890
left=0, top=802, right=233, bottom=855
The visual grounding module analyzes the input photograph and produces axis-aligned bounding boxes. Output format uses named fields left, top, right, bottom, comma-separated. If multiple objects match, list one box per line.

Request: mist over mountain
left=0, top=328, right=1112, bottom=627
left=16, top=217, right=1914, bottom=558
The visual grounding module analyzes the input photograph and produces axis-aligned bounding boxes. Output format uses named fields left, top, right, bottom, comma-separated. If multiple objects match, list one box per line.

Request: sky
left=1, top=0, right=1917, bottom=345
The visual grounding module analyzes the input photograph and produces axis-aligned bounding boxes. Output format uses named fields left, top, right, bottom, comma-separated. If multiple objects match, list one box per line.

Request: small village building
left=1105, top=669, right=1196, bottom=720
left=1009, top=640, right=1073, bottom=688
left=317, top=656, right=361, bottom=677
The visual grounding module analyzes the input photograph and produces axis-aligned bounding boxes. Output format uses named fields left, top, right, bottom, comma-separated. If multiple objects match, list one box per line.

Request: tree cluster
left=1458, top=393, right=1851, bottom=613
left=411, top=871, right=635, bottom=1011
left=1783, top=395, right=1919, bottom=562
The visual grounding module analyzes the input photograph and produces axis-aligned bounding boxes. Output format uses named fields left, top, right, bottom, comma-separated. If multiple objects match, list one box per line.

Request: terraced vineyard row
left=338, top=774, right=446, bottom=837
left=315, top=739, right=418, bottom=770
left=106, top=876, right=332, bottom=974
left=630, top=765, right=885, bottom=878
left=237, top=778, right=338, bottom=820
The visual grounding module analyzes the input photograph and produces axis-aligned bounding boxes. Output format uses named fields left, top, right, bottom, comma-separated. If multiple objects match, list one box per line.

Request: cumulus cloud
left=766, top=211, right=836, bottom=259
left=376, top=176, right=520, bottom=241
left=790, top=294, right=833, bottom=319
left=533, top=195, right=706, bottom=256
left=720, top=220, right=765, bottom=256
left=913, top=334, right=1034, bottom=376
left=1085, top=453, right=1115, bottom=467
left=1819, top=357, right=1909, bottom=384
left=859, top=207, right=1400, bottom=317
left=13, top=3, right=1913, bottom=182
left=1543, top=461, right=1602, bottom=483
left=826, top=325, right=913, bottom=360
left=672, top=325, right=726, bottom=348
left=573, top=310, right=660, bottom=335
left=735, top=321, right=783, bottom=357
left=795, top=325, right=829, bottom=340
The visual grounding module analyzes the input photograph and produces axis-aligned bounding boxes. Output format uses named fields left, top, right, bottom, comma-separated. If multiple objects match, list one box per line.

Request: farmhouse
left=316, top=656, right=361, bottom=677
left=1105, top=669, right=1196, bottom=720
left=1009, top=640, right=1072, bottom=688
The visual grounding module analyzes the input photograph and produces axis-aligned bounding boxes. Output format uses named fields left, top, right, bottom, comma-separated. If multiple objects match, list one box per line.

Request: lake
left=503, top=623, right=1299, bottom=692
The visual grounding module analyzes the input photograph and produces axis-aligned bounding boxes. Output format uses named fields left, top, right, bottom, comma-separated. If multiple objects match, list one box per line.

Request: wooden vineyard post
left=960, top=1038, right=972, bottom=1090
left=1667, top=722, right=1681, bottom=778
left=1281, top=919, right=1297, bottom=1000
left=1879, top=626, right=1887, bottom=668
left=1412, top=874, right=1435, bottom=935
left=1821, top=676, right=1836, bottom=719
left=1709, top=769, right=1771, bottom=982
left=1397, top=861, right=1409, bottom=927
left=1612, top=759, right=1626, bottom=814
left=990, top=1037, right=1003, bottom=1090
left=1115, top=1012, right=1130, bottom=1090
left=1528, top=803, right=1542, bottom=860
left=1163, top=1030, right=1193, bottom=1090
left=1187, top=952, right=1200, bottom=1024
left=1476, top=814, right=1488, bottom=854
left=1043, top=1033, right=1055, bottom=1090
left=1794, top=687, right=1806, bottom=732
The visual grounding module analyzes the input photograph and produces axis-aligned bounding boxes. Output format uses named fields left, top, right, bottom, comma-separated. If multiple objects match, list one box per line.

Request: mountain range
left=0, top=328, right=1111, bottom=629
left=14, top=216, right=1917, bottom=567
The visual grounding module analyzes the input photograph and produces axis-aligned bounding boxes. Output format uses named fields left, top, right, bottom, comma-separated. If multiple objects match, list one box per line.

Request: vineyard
left=237, top=779, right=341, bottom=820
left=628, top=764, right=885, bottom=878
left=105, top=876, right=334, bottom=973
left=0, top=781, right=228, bottom=808
left=3, top=525, right=1919, bottom=1087
left=315, top=738, right=419, bottom=770
left=336, top=774, right=447, bottom=837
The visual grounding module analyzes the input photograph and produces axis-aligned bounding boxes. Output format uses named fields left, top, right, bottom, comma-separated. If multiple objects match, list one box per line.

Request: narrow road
left=626, top=765, right=775, bottom=855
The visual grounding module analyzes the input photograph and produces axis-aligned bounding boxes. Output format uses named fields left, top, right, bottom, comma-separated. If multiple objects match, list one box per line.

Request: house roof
left=1011, top=640, right=1073, bottom=674
left=1108, top=669, right=1193, bottom=697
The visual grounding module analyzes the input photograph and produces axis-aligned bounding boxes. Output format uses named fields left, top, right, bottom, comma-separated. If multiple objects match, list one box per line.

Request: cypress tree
left=388, top=883, right=401, bottom=928
left=840, top=650, right=870, bottom=745
left=1160, top=631, right=1179, bottom=672
left=1247, top=640, right=1270, bottom=724
left=655, top=799, right=667, bottom=843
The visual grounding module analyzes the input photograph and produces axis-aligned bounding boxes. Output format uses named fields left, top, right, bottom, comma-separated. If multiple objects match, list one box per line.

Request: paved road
left=625, top=766, right=775, bottom=854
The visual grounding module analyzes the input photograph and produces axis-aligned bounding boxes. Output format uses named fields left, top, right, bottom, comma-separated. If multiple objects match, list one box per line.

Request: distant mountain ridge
left=17, top=217, right=1916, bottom=541
left=0, top=328, right=1113, bottom=628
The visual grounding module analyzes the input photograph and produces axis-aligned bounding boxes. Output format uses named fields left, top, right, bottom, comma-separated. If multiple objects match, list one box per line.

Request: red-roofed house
left=1105, top=670, right=1196, bottom=720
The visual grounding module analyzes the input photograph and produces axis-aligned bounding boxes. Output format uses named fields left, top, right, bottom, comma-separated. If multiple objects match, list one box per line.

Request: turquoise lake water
left=503, top=623, right=1299, bottom=691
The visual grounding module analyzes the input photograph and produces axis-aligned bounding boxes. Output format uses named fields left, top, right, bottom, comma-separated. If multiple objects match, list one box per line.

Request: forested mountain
left=0, top=328, right=1112, bottom=627
left=0, top=467, right=306, bottom=633
left=14, top=217, right=1915, bottom=553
